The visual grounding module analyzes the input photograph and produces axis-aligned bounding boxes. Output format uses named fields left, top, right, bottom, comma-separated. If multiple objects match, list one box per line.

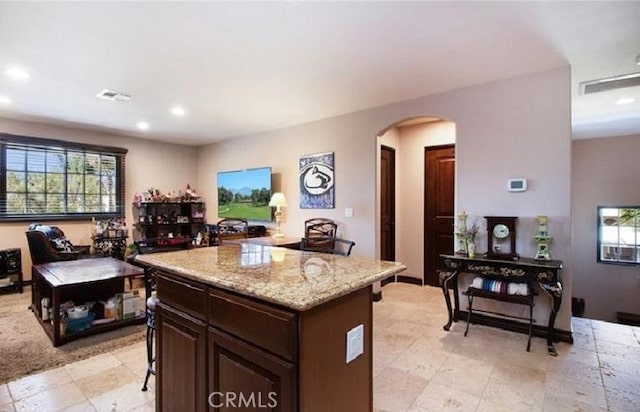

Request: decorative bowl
left=67, top=305, right=89, bottom=319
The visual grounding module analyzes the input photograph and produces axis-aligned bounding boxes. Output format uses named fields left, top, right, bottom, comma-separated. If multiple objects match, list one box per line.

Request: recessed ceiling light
left=5, top=67, right=30, bottom=80
left=0, top=95, right=11, bottom=105
left=171, top=106, right=186, bottom=117
left=616, top=98, right=635, bottom=105
left=136, top=121, right=150, bottom=130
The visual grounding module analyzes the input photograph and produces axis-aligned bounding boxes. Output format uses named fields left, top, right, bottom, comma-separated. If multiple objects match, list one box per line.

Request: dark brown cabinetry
left=156, top=303, right=207, bottom=412
left=155, top=271, right=373, bottom=412
left=208, top=328, right=295, bottom=411
left=132, top=202, right=206, bottom=245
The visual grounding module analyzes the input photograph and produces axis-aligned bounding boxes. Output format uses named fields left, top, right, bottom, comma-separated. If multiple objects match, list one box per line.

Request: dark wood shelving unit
left=132, top=202, right=206, bottom=246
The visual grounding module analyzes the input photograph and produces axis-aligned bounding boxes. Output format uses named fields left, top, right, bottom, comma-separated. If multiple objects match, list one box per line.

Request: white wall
left=0, top=118, right=198, bottom=278
left=572, top=134, right=640, bottom=321
left=451, top=67, right=572, bottom=329
left=397, top=121, right=456, bottom=279
left=198, top=66, right=573, bottom=330
left=377, top=121, right=457, bottom=280
left=376, top=127, right=401, bottom=260
left=197, top=116, right=375, bottom=255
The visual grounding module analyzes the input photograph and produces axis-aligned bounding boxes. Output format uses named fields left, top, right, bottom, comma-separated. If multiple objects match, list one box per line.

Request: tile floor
left=1, top=283, right=639, bottom=411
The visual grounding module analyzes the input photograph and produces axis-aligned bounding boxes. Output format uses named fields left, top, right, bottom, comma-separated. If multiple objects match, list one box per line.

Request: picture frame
left=299, top=151, right=334, bottom=209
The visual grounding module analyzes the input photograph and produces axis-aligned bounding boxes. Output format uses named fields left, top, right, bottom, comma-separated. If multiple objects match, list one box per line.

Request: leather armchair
left=25, top=225, right=91, bottom=265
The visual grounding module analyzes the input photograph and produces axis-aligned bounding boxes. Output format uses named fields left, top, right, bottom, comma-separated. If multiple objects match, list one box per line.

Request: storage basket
left=65, top=313, right=95, bottom=333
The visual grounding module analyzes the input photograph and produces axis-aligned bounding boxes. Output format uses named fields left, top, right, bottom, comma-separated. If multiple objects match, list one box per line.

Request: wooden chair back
left=301, top=237, right=356, bottom=256
left=217, top=218, right=249, bottom=244
left=303, top=218, right=338, bottom=253
left=304, top=218, right=337, bottom=238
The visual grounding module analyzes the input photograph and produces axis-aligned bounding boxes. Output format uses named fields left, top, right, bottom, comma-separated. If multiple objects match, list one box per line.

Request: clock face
left=493, top=224, right=510, bottom=239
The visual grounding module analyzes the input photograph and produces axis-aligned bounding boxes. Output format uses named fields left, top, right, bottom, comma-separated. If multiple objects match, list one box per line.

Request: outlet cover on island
left=344, top=207, right=354, bottom=218
left=346, top=324, right=364, bottom=363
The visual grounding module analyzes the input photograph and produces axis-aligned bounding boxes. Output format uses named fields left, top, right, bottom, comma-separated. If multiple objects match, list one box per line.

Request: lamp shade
left=268, top=192, right=288, bottom=207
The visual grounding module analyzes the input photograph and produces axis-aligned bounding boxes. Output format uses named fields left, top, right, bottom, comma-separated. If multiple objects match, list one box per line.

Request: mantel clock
left=484, top=216, right=519, bottom=260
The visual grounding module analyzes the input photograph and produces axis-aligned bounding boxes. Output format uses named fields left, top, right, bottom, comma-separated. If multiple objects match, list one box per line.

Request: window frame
left=0, top=133, right=127, bottom=222
left=597, top=205, right=640, bottom=266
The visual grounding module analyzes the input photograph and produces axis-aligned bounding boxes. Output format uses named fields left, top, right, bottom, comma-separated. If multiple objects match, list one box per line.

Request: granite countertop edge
left=137, top=255, right=406, bottom=311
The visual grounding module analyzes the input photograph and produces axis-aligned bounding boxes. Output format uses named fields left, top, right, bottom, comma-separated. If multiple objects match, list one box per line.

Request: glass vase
left=467, top=242, right=476, bottom=258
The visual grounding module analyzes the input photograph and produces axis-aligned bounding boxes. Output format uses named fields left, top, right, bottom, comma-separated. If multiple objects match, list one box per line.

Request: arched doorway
left=376, top=116, right=457, bottom=286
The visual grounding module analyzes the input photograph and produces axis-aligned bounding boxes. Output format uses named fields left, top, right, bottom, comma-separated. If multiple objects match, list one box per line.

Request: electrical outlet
left=346, top=324, right=364, bottom=363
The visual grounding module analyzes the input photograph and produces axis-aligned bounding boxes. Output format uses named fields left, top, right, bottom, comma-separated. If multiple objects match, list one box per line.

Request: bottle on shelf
left=41, top=297, right=50, bottom=321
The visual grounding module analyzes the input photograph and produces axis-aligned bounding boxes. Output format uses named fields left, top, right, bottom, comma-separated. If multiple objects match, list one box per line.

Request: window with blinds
left=1, top=134, right=126, bottom=220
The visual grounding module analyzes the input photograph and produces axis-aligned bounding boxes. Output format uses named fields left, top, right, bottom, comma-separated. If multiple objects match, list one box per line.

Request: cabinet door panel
left=208, top=327, right=295, bottom=412
left=157, top=304, right=207, bottom=412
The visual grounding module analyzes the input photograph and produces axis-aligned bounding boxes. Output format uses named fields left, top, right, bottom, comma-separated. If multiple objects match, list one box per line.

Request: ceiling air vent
left=96, top=89, right=132, bottom=102
left=580, top=72, right=640, bottom=95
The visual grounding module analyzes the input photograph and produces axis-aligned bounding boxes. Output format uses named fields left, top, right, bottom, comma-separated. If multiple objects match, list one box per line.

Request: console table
left=31, top=257, right=145, bottom=346
left=439, top=254, right=563, bottom=356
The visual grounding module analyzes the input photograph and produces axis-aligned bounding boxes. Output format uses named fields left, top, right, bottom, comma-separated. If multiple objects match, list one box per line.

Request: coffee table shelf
left=32, top=310, right=146, bottom=346
left=31, top=257, right=146, bottom=346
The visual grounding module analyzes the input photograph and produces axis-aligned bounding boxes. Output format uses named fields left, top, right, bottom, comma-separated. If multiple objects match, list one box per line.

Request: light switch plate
left=346, top=324, right=364, bottom=363
left=345, top=207, right=354, bottom=218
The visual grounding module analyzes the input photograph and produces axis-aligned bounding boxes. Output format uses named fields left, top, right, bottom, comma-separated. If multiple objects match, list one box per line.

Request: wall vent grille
left=96, top=89, right=132, bottom=101
left=580, top=72, right=640, bottom=94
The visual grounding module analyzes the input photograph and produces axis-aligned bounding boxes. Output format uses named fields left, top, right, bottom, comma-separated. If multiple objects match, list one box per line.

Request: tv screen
left=217, top=167, right=272, bottom=221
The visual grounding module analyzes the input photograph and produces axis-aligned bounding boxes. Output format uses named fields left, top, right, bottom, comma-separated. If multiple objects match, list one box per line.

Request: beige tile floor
left=1, top=283, right=639, bottom=411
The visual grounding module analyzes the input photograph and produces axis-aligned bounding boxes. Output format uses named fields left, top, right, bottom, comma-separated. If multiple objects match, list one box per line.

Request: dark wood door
left=208, top=327, right=295, bottom=412
left=424, top=145, right=455, bottom=286
left=380, top=146, right=396, bottom=261
left=157, top=304, right=207, bottom=412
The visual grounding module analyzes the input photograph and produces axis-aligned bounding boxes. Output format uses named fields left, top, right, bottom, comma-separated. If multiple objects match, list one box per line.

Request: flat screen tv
left=217, top=167, right=272, bottom=221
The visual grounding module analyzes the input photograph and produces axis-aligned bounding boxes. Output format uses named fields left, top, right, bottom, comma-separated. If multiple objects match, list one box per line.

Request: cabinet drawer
left=208, top=288, right=297, bottom=361
left=157, top=272, right=207, bottom=321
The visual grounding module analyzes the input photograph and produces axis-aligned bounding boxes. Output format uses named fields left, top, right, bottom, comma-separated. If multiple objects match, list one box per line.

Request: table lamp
left=268, top=192, right=288, bottom=238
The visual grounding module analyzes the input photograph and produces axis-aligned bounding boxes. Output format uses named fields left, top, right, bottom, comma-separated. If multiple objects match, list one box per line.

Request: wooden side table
left=31, top=257, right=145, bottom=346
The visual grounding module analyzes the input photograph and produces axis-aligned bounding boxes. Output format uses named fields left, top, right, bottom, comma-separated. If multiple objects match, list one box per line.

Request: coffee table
left=31, top=257, right=145, bottom=346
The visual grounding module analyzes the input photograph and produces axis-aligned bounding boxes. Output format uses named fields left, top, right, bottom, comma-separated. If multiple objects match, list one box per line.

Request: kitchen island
left=135, top=244, right=405, bottom=412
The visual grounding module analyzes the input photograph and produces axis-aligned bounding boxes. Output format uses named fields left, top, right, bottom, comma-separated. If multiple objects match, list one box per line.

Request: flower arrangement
left=462, top=221, right=480, bottom=257
left=464, top=222, right=480, bottom=244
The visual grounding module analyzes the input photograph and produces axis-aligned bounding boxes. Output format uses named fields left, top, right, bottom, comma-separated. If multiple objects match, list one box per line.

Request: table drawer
left=157, top=272, right=207, bottom=321
left=208, top=288, right=297, bottom=361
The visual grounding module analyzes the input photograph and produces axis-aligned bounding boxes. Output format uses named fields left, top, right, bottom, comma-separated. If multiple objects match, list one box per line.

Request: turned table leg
left=539, top=280, right=563, bottom=356
left=440, top=270, right=458, bottom=331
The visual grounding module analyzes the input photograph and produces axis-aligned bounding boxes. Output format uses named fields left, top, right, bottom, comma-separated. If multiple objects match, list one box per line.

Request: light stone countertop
left=135, top=244, right=406, bottom=311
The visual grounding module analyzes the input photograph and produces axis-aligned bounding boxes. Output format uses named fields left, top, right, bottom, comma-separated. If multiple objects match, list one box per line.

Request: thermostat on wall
left=507, top=178, right=527, bottom=192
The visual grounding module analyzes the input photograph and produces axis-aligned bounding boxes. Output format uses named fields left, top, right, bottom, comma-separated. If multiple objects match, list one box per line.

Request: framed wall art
left=299, top=151, right=334, bottom=209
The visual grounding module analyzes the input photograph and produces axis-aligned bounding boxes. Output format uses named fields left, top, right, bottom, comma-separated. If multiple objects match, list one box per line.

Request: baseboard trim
left=457, top=310, right=573, bottom=343
left=397, top=275, right=422, bottom=285
left=381, top=275, right=423, bottom=286
left=380, top=277, right=394, bottom=287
